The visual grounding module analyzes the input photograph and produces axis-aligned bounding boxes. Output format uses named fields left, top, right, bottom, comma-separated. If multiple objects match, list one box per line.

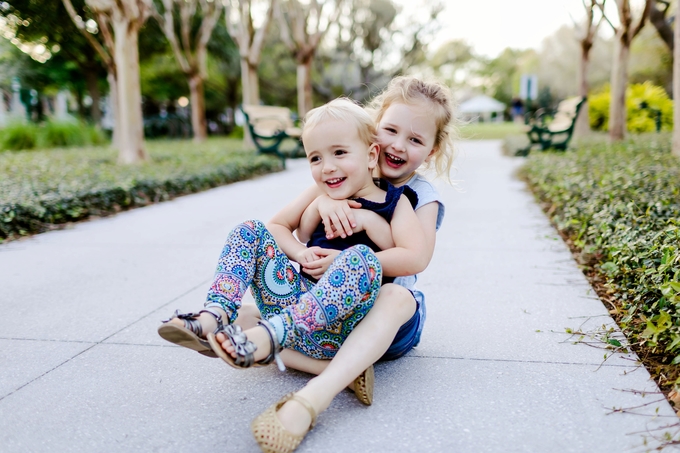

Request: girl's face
left=304, top=119, right=378, bottom=200
left=376, top=102, right=437, bottom=186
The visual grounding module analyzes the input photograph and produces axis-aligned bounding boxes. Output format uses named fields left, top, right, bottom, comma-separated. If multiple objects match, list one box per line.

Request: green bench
left=516, top=96, right=586, bottom=156
left=240, top=105, right=304, bottom=168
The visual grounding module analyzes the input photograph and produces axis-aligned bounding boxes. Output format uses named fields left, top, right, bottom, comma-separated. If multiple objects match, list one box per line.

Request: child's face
left=376, top=102, right=437, bottom=186
left=304, top=119, right=378, bottom=200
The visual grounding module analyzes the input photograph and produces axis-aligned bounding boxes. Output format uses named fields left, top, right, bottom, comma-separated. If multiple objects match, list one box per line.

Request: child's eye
left=334, top=149, right=347, bottom=156
left=410, top=137, right=423, bottom=145
left=384, top=127, right=396, bottom=133
left=309, top=156, right=321, bottom=163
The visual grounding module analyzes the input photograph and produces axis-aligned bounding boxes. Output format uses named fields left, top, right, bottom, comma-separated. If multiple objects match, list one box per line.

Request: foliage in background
left=521, top=134, right=680, bottom=389
left=0, top=137, right=283, bottom=240
left=588, top=82, right=673, bottom=132
left=0, top=120, right=107, bottom=151
left=458, top=122, right=524, bottom=140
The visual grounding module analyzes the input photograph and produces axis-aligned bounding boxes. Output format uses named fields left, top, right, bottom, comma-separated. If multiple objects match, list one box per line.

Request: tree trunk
left=240, top=58, right=259, bottom=149
left=574, top=46, right=591, bottom=138
left=247, top=62, right=260, bottom=105
left=113, top=19, right=147, bottom=164
left=297, top=58, right=313, bottom=118
left=672, top=1, right=680, bottom=157
left=189, top=74, right=207, bottom=142
left=84, top=67, right=102, bottom=125
left=107, top=71, right=120, bottom=150
left=650, top=0, right=673, bottom=52
left=609, top=36, right=629, bottom=141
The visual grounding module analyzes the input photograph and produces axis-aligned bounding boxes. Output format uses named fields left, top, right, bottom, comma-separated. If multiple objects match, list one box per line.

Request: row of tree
left=1, top=0, right=440, bottom=163
left=2, top=1, right=678, bottom=159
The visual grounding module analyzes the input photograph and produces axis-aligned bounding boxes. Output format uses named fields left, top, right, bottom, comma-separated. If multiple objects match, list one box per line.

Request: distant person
left=511, top=97, right=524, bottom=123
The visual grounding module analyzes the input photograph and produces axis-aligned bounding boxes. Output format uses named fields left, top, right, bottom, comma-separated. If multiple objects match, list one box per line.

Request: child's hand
left=317, top=196, right=362, bottom=239
left=296, top=247, right=322, bottom=264
left=300, top=247, right=341, bottom=279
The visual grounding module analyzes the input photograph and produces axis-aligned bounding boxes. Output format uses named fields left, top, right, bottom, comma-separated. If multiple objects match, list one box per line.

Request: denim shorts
left=379, top=294, right=421, bottom=361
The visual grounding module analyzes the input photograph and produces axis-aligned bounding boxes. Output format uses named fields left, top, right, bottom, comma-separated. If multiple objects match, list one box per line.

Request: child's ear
left=425, top=146, right=438, bottom=163
left=368, top=143, right=380, bottom=169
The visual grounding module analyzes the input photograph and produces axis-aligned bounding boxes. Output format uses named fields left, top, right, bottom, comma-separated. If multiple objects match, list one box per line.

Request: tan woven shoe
left=352, top=365, right=374, bottom=406
left=251, top=392, right=317, bottom=453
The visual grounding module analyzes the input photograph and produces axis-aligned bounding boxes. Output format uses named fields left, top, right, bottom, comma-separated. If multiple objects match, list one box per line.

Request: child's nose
left=322, top=162, right=336, bottom=173
left=393, top=136, right=406, bottom=151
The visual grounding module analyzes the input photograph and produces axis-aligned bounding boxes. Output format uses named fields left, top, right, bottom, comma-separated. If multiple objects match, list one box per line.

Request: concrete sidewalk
left=1, top=140, right=677, bottom=452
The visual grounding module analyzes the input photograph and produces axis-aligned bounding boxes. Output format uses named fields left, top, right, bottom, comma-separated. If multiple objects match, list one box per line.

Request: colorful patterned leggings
left=204, top=220, right=382, bottom=359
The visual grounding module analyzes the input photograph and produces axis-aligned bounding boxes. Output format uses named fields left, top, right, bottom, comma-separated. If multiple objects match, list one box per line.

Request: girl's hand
left=317, top=196, right=362, bottom=239
left=296, top=247, right=322, bottom=264
left=300, top=247, right=341, bottom=279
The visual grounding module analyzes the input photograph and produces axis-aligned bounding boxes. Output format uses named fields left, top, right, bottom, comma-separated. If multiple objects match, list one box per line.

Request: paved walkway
left=1, top=140, right=677, bottom=452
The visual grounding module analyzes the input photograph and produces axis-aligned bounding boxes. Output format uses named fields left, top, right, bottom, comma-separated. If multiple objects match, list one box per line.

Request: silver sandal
left=157, top=308, right=225, bottom=358
left=207, top=319, right=285, bottom=371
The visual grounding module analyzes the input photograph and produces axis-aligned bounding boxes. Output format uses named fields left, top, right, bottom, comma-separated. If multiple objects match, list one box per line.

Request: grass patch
left=0, top=137, right=283, bottom=241
left=459, top=121, right=524, bottom=140
left=519, top=132, right=680, bottom=396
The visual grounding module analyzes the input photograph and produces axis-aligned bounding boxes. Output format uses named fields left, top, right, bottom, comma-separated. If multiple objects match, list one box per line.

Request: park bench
left=516, top=96, right=586, bottom=156
left=240, top=105, right=304, bottom=167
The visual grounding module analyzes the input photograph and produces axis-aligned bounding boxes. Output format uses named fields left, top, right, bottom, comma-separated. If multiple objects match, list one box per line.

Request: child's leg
left=215, top=244, right=383, bottom=363
left=162, top=220, right=304, bottom=341
left=276, top=284, right=417, bottom=435
left=205, top=219, right=305, bottom=321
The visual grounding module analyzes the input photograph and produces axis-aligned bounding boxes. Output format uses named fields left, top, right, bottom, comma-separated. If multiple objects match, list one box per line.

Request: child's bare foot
left=208, top=320, right=285, bottom=370
left=215, top=324, right=272, bottom=363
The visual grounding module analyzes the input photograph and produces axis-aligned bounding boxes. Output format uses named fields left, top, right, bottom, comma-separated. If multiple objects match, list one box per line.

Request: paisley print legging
left=204, top=220, right=382, bottom=359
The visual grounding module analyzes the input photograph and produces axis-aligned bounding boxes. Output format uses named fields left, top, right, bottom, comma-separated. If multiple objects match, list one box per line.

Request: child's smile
left=303, top=118, right=379, bottom=200
left=384, top=152, right=406, bottom=168
left=324, top=177, right=346, bottom=189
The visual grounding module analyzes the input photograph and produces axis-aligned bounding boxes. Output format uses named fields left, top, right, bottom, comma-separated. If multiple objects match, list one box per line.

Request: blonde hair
left=368, top=76, right=458, bottom=181
left=302, top=97, right=376, bottom=147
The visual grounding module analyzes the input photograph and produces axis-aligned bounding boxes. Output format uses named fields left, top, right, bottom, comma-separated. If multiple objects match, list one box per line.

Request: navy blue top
left=303, top=179, right=418, bottom=283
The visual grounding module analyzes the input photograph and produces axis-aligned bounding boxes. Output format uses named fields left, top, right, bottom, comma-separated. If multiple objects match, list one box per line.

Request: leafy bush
left=588, top=82, right=673, bottom=133
left=0, top=137, right=283, bottom=240
left=228, top=125, right=244, bottom=139
left=38, top=120, right=87, bottom=148
left=520, top=134, right=680, bottom=387
left=1, top=119, right=110, bottom=151
left=0, top=121, right=39, bottom=151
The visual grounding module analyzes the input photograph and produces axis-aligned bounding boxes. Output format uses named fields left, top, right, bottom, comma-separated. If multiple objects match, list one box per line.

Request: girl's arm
left=299, top=192, right=362, bottom=241
left=375, top=200, right=438, bottom=277
left=303, top=197, right=436, bottom=278
left=266, top=185, right=320, bottom=263
left=365, top=196, right=427, bottom=276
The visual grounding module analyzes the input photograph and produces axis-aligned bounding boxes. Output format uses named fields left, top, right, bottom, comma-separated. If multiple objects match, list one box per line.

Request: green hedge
left=520, top=134, right=680, bottom=380
left=0, top=120, right=107, bottom=151
left=0, top=137, right=283, bottom=240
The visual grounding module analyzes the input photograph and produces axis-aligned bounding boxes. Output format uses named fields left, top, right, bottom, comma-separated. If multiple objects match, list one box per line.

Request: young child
left=158, top=98, right=427, bottom=450
left=254, top=76, right=457, bottom=453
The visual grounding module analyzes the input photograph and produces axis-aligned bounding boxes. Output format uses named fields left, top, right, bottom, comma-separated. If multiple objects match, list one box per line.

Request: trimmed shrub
left=1, top=120, right=110, bottom=151
left=0, top=137, right=283, bottom=240
left=589, top=82, right=673, bottom=133
left=0, top=121, right=39, bottom=151
left=38, top=120, right=86, bottom=148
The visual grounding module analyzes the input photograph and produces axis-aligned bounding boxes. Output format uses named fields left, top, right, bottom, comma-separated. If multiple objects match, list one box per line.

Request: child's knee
left=375, top=284, right=416, bottom=318
left=336, top=245, right=382, bottom=285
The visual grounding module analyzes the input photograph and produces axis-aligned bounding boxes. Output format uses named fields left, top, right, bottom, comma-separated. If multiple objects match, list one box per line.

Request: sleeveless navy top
left=303, top=179, right=418, bottom=283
